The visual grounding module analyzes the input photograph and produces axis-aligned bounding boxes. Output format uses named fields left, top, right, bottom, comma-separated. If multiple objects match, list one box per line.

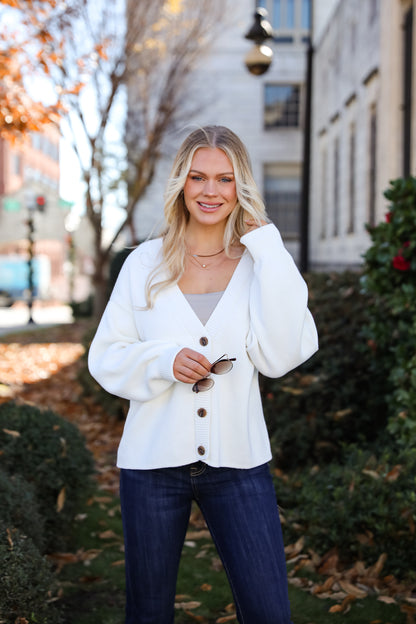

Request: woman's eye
left=191, top=175, right=203, bottom=181
left=220, top=177, right=232, bottom=183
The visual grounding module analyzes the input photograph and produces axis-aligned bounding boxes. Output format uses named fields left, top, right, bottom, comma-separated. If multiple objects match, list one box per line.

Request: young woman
left=88, top=125, right=318, bottom=623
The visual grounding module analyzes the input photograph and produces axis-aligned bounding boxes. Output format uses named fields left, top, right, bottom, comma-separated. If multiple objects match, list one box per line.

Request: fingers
left=244, top=219, right=268, bottom=234
left=173, top=348, right=212, bottom=384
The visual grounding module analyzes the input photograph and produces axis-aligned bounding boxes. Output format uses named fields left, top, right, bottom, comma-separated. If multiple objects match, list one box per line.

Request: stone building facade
left=130, top=0, right=311, bottom=262
left=129, top=0, right=415, bottom=270
left=309, top=0, right=416, bottom=269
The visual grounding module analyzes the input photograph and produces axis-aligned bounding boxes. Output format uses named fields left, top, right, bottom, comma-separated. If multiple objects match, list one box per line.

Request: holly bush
left=361, top=176, right=416, bottom=447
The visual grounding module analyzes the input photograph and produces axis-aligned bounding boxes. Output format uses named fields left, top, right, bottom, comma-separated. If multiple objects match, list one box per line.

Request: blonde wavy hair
left=145, top=125, right=268, bottom=306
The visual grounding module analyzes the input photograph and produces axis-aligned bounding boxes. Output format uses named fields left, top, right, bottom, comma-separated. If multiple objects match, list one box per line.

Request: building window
left=368, top=105, right=377, bottom=228
left=264, top=84, right=301, bottom=128
left=348, top=123, right=356, bottom=233
left=264, top=164, right=300, bottom=240
left=31, top=132, right=59, bottom=162
left=333, top=137, right=340, bottom=237
left=301, top=0, right=311, bottom=29
left=257, top=0, right=311, bottom=44
left=369, top=0, right=378, bottom=24
left=271, top=0, right=295, bottom=29
left=13, top=152, right=22, bottom=176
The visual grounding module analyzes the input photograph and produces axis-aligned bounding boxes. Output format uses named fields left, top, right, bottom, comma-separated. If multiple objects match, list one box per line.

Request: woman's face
left=183, top=147, right=238, bottom=229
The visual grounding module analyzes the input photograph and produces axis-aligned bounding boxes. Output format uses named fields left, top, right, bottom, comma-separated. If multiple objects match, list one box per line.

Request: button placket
left=194, top=333, right=211, bottom=459
left=194, top=391, right=210, bottom=461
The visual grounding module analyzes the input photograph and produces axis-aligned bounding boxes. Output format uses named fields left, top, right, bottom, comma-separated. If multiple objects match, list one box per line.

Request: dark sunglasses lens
left=211, top=359, right=233, bottom=375
left=192, top=378, right=214, bottom=393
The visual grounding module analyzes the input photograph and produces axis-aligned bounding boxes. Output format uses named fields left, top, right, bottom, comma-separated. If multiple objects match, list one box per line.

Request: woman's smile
left=198, top=201, right=223, bottom=212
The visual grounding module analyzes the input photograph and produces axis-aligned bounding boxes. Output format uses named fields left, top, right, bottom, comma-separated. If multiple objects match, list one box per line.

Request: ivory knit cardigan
left=88, top=224, right=318, bottom=469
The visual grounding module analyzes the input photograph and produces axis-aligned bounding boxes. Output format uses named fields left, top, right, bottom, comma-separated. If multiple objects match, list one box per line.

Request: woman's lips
left=197, top=201, right=222, bottom=212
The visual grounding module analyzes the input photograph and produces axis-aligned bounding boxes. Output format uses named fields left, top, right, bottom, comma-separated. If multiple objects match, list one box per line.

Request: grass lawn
left=56, top=490, right=407, bottom=624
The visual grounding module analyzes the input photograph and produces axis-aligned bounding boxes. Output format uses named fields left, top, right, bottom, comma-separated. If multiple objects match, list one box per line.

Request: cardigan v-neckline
left=173, top=249, right=249, bottom=333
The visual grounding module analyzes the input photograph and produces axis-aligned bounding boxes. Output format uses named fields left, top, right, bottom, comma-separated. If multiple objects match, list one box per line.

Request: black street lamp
left=25, top=194, right=47, bottom=324
left=299, top=2, right=314, bottom=273
left=244, top=8, right=274, bottom=75
left=244, top=3, right=314, bottom=273
left=26, top=207, right=36, bottom=324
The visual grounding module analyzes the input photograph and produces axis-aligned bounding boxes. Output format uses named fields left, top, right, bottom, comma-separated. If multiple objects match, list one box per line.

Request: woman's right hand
left=173, top=348, right=212, bottom=384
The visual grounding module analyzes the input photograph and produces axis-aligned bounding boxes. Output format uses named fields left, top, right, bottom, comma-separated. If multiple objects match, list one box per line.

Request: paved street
left=0, top=303, right=73, bottom=336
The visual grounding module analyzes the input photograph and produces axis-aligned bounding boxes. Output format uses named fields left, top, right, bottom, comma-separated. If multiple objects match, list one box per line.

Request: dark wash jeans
left=119, top=462, right=293, bottom=624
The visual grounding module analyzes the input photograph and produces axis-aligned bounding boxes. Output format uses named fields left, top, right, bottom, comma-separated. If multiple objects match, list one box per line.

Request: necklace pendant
left=202, top=264, right=207, bottom=268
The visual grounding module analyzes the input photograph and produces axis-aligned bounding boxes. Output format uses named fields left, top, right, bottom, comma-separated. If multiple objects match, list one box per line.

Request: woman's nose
left=203, top=179, right=217, bottom=195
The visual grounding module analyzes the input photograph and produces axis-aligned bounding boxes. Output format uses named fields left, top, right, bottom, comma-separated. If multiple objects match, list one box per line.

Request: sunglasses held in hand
left=192, top=354, right=236, bottom=393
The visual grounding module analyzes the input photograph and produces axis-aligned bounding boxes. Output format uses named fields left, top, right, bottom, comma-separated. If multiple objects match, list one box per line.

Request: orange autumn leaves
left=0, top=0, right=108, bottom=140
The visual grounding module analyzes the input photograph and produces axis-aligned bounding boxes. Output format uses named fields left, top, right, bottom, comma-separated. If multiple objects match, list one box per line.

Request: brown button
left=197, top=445, right=206, bottom=456
left=197, top=408, right=207, bottom=418
left=199, top=337, right=208, bottom=346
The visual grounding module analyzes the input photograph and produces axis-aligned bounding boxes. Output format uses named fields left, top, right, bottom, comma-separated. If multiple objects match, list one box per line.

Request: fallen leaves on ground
left=47, top=548, right=102, bottom=573
left=287, top=546, right=416, bottom=616
left=0, top=321, right=123, bottom=494
left=2, top=321, right=416, bottom=620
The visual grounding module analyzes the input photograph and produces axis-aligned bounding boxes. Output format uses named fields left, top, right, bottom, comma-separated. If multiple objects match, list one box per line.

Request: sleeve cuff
left=240, top=223, right=284, bottom=259
left=158, top=345, right=183, bottom=382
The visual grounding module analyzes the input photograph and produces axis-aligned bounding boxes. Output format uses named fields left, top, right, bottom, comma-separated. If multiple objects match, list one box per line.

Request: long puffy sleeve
left=88, top=249, right=182, bottom=403
left=241, top=223, right=318, bottom=378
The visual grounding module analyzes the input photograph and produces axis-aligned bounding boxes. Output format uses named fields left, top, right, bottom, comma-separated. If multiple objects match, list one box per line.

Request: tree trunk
left=92, top=250, right=110, bottom=319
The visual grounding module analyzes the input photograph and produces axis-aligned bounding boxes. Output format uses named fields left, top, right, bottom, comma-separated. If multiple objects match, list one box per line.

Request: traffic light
left=35, top=195, right=46, bottom=212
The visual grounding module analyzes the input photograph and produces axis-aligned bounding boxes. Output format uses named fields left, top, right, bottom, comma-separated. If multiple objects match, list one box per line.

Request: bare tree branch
left=52, top=0, right=227, bottom=315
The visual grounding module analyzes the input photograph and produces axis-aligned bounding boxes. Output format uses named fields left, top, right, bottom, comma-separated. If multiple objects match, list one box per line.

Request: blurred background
left=0, top=0, right=414, bottom=322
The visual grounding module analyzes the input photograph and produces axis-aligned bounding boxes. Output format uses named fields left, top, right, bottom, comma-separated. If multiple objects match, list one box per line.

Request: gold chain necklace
left=187, top=248, right=225, bottom=269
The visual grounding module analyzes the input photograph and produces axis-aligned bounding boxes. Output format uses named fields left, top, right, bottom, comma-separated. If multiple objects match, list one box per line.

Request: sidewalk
left=0, top=302, right=73, bottom=336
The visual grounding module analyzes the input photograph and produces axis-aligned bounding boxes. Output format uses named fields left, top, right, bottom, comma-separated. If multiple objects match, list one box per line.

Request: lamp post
left=244, top=8, right=274, bottom=75
left=299, top=1, right=314, bottom=273
left=26, top=203, right=35, bottom=324
left=244, top=2, right=313, bottom=272
left=24, top=192, right=47, bottom=324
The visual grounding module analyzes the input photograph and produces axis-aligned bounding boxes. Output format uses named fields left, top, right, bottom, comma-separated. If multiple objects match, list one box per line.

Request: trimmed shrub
left=277, top=445, right=416, bottom=580
left=0, top=401, right=94, bottom=552
left=362, top=176, right=416, bottom=447
left=262, top=271, right=388, bottom=469
left=0, top=525, right=61, bottom=624
left=0, top=468, right=45, bottom=552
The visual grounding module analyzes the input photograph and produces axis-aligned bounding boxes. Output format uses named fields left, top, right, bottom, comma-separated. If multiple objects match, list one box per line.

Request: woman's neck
left=185, top=224, right=225, bottom=254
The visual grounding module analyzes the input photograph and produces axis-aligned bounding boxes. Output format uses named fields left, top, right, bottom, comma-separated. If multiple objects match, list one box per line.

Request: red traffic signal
left=35, top=195, right=46, bottom=211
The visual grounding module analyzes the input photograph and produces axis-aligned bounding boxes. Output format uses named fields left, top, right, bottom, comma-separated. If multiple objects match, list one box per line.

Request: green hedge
left=0, top=468, right=45, bottom=552
left=277, top=445, right=416, bottom=580
left=262, top=271, right=388, bottom=469
left=0, top=401, right=94, bottom=552
left=0, top=525, right=62, bottom=624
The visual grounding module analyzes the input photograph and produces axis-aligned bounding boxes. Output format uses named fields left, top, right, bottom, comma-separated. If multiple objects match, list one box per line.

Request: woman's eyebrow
left=189, top=169, right=235, bottom=176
